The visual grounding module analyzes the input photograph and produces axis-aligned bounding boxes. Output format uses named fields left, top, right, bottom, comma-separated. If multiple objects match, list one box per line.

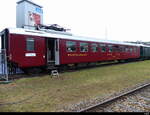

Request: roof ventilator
left=36, top=24, right=73, bottom=36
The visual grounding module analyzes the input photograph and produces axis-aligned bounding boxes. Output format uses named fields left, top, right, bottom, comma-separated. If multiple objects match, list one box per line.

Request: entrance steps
left=47, top=60, right=58, bottom=70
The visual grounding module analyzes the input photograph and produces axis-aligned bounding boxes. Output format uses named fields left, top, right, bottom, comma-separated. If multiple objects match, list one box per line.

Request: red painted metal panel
left=59, top=39, right=140, bottom=65
left=9, top=34, right=46, bottom=68
left=8, top=33, right=140, bottom=68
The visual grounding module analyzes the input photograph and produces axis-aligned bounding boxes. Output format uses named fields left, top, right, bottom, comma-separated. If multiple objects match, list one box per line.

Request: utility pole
left=105, top=26, right=108, bottom=40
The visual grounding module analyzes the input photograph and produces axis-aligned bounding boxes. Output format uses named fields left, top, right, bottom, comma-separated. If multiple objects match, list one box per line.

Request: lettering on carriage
left=67, top=54, right=88, bottom=56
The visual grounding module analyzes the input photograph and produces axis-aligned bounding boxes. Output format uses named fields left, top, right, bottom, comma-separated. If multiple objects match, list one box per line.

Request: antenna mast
left=105, top=26, right=108, bottom=40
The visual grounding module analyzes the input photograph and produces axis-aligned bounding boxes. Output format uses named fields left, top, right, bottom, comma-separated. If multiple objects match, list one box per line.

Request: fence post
left=4, top=49, right=8, bottom=81
left=0, top=49, right=10, bottom=83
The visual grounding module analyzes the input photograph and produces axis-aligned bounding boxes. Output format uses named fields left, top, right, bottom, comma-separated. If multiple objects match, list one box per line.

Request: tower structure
left=16, top=0, right=43, bottom=29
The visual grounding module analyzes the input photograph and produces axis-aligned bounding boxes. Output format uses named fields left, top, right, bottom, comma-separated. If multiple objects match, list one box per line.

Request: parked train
left=1, top=26, right=150, bottom=74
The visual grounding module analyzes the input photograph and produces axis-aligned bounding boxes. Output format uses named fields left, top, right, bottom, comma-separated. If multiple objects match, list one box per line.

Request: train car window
left=125, top=47, right=129, bottom=52
left=119, top=46, right=125, bottom=52
left=66, top=41, right=76, bottom=52
left=26, top=38, right=35, bottom=51
left=108, top=45, right=113, bottom=52
left=130, top=48, right=133, bottom=53
left=113, top=45, right=119, bottom=52
left=133, top=48, right=135, bottom=52
left=118, top=46, right=121, bottom=52
left=99, top=44, right=106, bottom=52
left=80, top=43, right=88, bottom=52
left=122, top=46, right=125, bottom=52
left=91, top=43, right=98, bottom=52
left=112, top=47, right=115, bottom=52
left=134, top=47, right=137, bottom=52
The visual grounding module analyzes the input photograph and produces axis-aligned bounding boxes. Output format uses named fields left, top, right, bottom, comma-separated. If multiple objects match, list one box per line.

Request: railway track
left=77, top=82, right=150, bottom=112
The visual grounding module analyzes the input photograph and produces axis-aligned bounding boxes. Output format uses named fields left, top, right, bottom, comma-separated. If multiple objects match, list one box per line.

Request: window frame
left=113, top=45, right=120, bottom=52
left=26, top=38, right=35, bottom=51
left=130, top=47, right=133, bottom=53
left=108, top=45, right=113, bottom=52
left=99, top=44, right=106, bottom=52
left=91, top=43, right=98, bottom=52
left=134, top=47, right=137, bottom=53
left=119, top=46, right=125, bottom=52
left=80, top=42, right=89, bottom=52
left=66, top=41, right=77, bottom=52
left=125, top=47, right=129, bottom=52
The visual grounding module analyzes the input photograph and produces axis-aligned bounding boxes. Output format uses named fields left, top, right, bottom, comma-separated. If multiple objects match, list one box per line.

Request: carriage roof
left=5, top=27, right=142, bottom=47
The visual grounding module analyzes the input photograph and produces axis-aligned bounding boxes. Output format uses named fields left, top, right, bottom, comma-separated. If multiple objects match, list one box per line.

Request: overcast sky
left=0, top=0, right=150, bottom=42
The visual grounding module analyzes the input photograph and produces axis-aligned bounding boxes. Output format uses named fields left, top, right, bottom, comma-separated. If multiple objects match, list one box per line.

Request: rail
left=78, top=82, right=150, bottom=112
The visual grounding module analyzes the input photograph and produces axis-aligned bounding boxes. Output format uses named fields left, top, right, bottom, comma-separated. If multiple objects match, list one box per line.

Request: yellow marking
left=68, top=54, right=88, bottom=56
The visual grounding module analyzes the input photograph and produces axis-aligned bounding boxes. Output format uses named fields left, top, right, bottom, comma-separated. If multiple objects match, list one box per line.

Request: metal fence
left=0, top=49, right=8, bottom=81
left=0, top=49, right=24, bottom=81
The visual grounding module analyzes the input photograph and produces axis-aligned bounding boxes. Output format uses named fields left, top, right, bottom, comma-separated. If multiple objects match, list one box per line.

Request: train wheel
left=118, top=60, right=124, bottom=63
left=59, top=65, right=68, bottom=72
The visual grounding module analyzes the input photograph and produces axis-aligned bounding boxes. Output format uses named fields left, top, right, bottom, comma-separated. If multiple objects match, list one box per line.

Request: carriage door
left=47, top=38, right=60, bottom=66
left=47, top=38, right=56, bottom=65
left=25, top=36, right=46, bottom=67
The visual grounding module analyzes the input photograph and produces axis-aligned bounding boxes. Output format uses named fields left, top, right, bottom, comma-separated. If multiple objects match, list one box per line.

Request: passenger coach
left=0, top=28, right=141, bottom=74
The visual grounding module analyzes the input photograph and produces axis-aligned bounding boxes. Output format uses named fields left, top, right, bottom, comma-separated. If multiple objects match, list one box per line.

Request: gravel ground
left=60, top=82, right=150, bottom=112
left=88, top=85, right=150, bottom=112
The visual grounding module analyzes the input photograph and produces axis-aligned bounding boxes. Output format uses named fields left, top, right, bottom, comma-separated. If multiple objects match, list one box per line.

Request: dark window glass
left=99, top=44, right=106, bottom=52
left=119, top=46, right=125, bottom=52
left=113, top=46, right=119, bottom=52
left=134, top=47, right=137, bottom=52
left=130, top=48, right=133, bottom=53
left=66, top=41, right=76, bottom=52
left=91, top=43, right=98, bottom=52
left=26, top=38, right=35, bottom=51
left=122, top=46, right=125, bottom=52
left=108, top=45, right=113, bottom=52
left=80, top=43, right=88, bottom=52
left=125, top=47, right=129, bottom=52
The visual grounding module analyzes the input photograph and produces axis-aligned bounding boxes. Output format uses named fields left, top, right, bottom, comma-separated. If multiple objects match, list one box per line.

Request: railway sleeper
left=102, top=108, right=114, bottom=112
left=128, top=102, right=150, bottom=110
left=125, top=97, right=150, bottom=110
left=138, top=95, right=150, bottom=102
left=141, top=92, right=150, bottom=97
left=116, top=103, right=143, bottom=112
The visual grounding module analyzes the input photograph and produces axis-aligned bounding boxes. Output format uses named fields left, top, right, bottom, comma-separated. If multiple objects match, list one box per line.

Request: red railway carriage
left=59, top=39, right=140, bottom=64
left=0, top=28, right=140, bottom=73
